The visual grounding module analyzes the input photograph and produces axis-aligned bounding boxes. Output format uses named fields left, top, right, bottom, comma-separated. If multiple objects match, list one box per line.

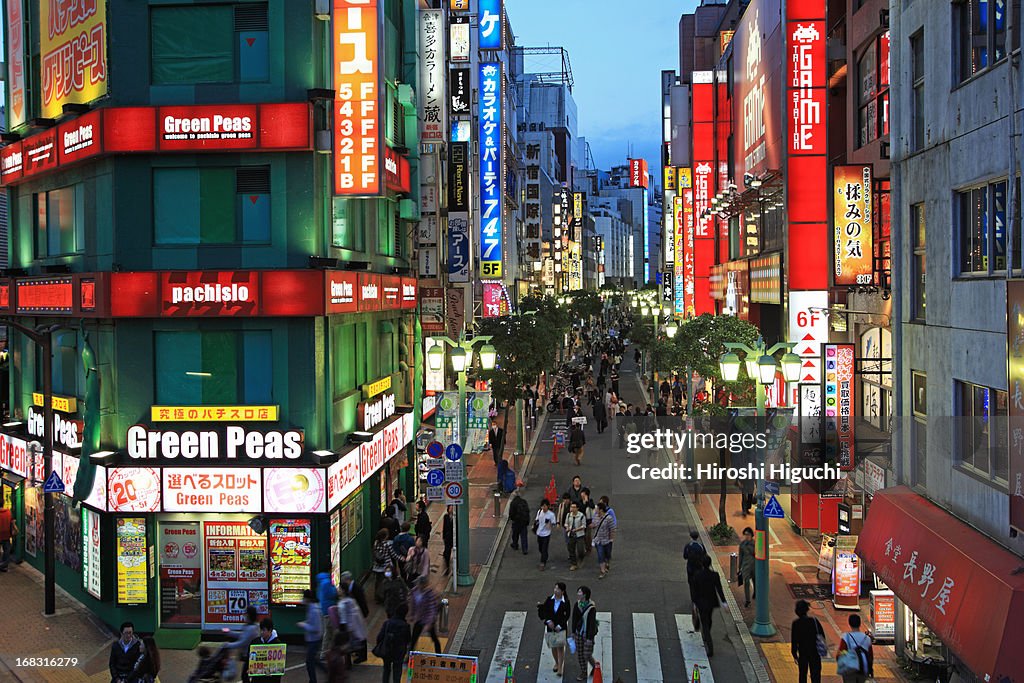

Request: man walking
left=791, top=599, right=825, bottom=683
left=564, top=502, right=587, bottom=571
left=692, top=555, right=727, bottom=656
left=683, top=530, right=706, bottom=600
left=508, top=490, right=530, bottom=555
left=409, top=576, right=442, bottom=653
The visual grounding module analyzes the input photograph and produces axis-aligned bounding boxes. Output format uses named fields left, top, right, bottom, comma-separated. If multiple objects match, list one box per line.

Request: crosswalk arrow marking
left=43, top=471, right=65, bottom=494
left=763, top=494, right=785, bottom=519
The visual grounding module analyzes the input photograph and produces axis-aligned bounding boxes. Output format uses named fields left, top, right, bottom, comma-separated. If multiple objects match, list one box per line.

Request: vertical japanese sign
left=448, top=141, right=471, bottom=284
left=82, top=508, right=102, bottom=599
left=823, top=344, right=855, bottom=470
left=450, top=15, right=470, bottom=62
left=330, top=509, right=341, bottom=589
left=1008, top=280, right=1024, bottom=532
left=833, top=165, right=874, bottom=285
left=450, top=68, right=471, bottom=115
left=333, top=0, right=382, bottom=196
left=269, top=519, right=312, bottom=605
left=478, top=62, right=503, bottom=279
left=482, top=282, right=509, bottom=318
left=478, top=0, right=503, bottom=50
left=116, top=518, right=148, bottom=605
left=786, top=0, right=828, bottom=290
left=419, top=9, right=446, bottom=143
left=692, top=71, right=715, bottom=314
left=680, top=169, right=695, bottom=317
left=628, top=159, right=649, bottom=188
left=40, top=0, right=108, bottom=120
left=6, top=0, right=26, bottom=128
left=524, top=141, right=542, bottom=264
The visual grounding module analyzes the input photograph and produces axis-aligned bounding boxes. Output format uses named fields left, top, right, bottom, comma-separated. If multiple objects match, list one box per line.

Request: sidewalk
left=690, top=491, right=912, bottom=682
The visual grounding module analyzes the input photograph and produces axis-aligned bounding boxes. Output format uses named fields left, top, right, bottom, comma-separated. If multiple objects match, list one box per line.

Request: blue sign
left=445, top=443, right=463, bottom=461
left=448, top=213, right=470, bottom=282
left=43, top=471, right=65, bottom=494
left=445, top=481, right=464, bottom=499
left=478, top=62, right=503, bottom=278
left=478, top=0, right=503, bottom=50
left=427, top=441, right=444, bottom=459
left=764, top=481, right=780, bottom=495
left=763, top=495, right=785, bottom=519
left=426, top=469, right=445, bottom=487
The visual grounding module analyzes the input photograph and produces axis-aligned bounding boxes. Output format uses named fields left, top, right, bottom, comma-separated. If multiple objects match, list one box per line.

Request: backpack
left=836, top=633, right=869, bottom=675
left=372, top=621, right=398, bottom=660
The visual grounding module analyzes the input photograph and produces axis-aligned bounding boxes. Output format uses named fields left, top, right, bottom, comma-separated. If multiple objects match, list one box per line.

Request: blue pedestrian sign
left=426, top=469, right=445, bottom=487
left=445, top=443, right=463, bottom=461
left=764, top=481, right=780, bottom=495
left=763, top=494, right=785, bottom=519
left=427, top=441, right=444, bottom=459
left=43, top=471, right=65, bottom=494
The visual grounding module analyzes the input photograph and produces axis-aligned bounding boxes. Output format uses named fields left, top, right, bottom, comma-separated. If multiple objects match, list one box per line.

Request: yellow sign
left=248, top=644, right=287, bottom=676
left=2, top=483, right=11, bottom=510
left=362, top=376, right=393, bottom=399
left=677, top=167, right=693, bottom=189
left=116, top=518, right=148, bottom=605
left=40, top=0, right=109, bottom=119
left=450, top=0, right=470, bottom=9
left=720, top=30, right=735, bottom=56
left=150, top=405, right=279, bottom=422
left=408, top=652, right=478, bottom=683
left=32, top=393, right=78, bottom=414
left=665, top=166, right=677, bottom=192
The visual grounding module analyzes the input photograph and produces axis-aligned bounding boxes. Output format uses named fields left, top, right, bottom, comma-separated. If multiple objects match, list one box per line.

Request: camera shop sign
left=126, top=425, right=304, bottom=463
left=359, top=376, right=396, bottom=431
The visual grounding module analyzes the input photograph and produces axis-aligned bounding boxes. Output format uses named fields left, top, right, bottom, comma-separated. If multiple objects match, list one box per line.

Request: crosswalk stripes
left=632, top=613, right=664, bottom=683
left=485, top=611, right=527, bottom=683
left=593, top=612, right=612, bottom=680
left=676, top=614, right=714, bottom=683
left=536, top=632, right=562, bottom=683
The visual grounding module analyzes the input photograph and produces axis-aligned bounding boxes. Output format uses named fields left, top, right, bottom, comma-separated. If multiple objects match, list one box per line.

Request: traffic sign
left=764, top=481, right=780, bottom=495
left=426, top=486, right=444, bottom=502
left=427, top=441, right=444, bottom=458
left=763, top=495, right=785, bottom=519
left=445, top=461, right=464, bottom=482
left=571, top=416, right=588, bottom=425
left=445, top=443, right=463, bottom=461
left=426, top=469, right=445, bottom=487
left=43, top=471, right=65, bottom=494
left=445, top=481, right=463, bottom=499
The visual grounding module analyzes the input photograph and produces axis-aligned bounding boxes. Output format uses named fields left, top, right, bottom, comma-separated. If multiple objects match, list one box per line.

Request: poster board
left=406, top=652, right=478, bottom=682
left=269, top=519, right=311, bottom=604
left=248, top=643, right=287, bottom=676
left=116, top=518, right=148, bottom=604
left=816, top=534, right=835, bottom=576
left=203, top=521, right=268, bottom=628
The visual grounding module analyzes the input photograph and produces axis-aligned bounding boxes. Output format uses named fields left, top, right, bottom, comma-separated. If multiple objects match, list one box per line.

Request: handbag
left=813, top=618, right=829, bottom=658
left=545, top=630, right=567, bottom=649
left=532, top=520, right=539, bottom=534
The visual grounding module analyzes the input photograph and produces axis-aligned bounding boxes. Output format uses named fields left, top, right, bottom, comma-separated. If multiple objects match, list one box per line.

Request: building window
left=155, top=330, right=273, bottom=404
left=151, top=3, right=269, bottom=85
left=333, top=323, right=357, bottom=396
left=34, top=331, right=83, bottom=399
left=911, top=203, right=926, bottom=319
left=911, top=31, right=925, bottom=151
left=154, top=166, right=271, bottom=245
left=957, top=0, right=1020, bottom=82
left=956, top=380, right=1009, bottom=483
left=35, top=186, right=83, bottom=258
left=958, top=179, right=1007, bottom=273
left=912, top=372, right=927, bottom=489
left=857, top=32, right=890, bottom=147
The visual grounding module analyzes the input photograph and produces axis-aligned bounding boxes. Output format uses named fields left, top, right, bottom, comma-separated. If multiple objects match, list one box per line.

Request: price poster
left=116, top=518, right=148, bottom=604
left=24, top=486, right=41, bottom=558
left=248, top=643, right=287, bottom=676
left=203, top=521, right=269, bottom=627
left=159, top=522, right=202, bottom=624
left=330, top=509, right=341, bottom=589
left=269, top=519, right=312, bottom=604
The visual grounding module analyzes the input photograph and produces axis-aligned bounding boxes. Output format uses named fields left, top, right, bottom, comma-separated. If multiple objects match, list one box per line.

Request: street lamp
left=716, top=336, right=797, bottom=638
left=665, top=321, right=678, bottom=338
left=428, top=334, right=497, bottom=587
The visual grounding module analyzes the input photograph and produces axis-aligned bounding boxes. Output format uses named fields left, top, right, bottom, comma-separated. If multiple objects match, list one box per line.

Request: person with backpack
left=374, top=604, right=412, bottom=683
left=837, top=614, right=874, bottom=682
left=508, top=490, right=530, bottom=555
left=790, top=600, right=825, bottom=683
left=538, top=582, right=570, bottom=677
left=683, top=530, right=706, bottom=600
left=570, top=586, right=600, bottom=682
left=316, top=573, right=339, bottom=662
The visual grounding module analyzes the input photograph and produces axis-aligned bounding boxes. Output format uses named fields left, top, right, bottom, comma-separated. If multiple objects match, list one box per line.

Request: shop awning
left=857, top=486, right=1024, bottom=681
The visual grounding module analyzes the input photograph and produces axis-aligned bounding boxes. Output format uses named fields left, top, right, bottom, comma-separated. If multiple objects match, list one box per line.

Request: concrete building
left=591, top=196, right=634, bottom=284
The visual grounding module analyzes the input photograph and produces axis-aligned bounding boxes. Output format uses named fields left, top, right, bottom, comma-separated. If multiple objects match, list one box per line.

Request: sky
left=507, top=0, right=699, bottom=172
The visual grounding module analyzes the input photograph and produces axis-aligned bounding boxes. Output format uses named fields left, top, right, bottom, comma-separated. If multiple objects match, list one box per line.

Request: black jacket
left=380, top=514, right=399, bottom=539
left=414, top=509, right=432, bottom=539
left=376, top=617, right=413, bottom=661
left=692, top=567, right=726, bottom=611
left=569, top=427, right=586, bottom=450
left=571, top=601, right=599, bottom=640
left=539, top=596, right=570, bottom=632
left=442, top=512, right=454, bottom=544
left=488, top=427, right=505, bottom=452
left=345, top=579, right=369, bottom=618
left=509, top=496, right=531, bottom=525
left=791, top=615, right=825, bottom=661
left=109, top=637, right=145, bottom=679
left=683, top=540, right=706, bottom=579
left=593, top=401, right=607, bottom=422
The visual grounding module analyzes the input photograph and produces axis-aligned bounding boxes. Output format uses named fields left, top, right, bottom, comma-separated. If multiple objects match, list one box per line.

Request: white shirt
left=535, top=510, right=557, bottom=537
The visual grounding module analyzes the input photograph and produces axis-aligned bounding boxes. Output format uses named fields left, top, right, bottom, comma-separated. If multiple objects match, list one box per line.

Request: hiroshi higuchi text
left=625, top=462, right=843, bottom=484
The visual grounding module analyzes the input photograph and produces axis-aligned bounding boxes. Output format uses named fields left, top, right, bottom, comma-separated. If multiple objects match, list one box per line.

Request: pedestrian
left=740, top=479, right=756, bottom=517
left=837, top=614, right=874, bottom=683
left=374, top=604, right=412, bottom=683
left=634, top=348, right=641, bottom=365
left=325, top=630, right=351, bottom=683
left=331, top=582, right=368, bottom=665
left=692, top=554, right=727, bottom=656
left=108, top=621, right=145, bottom=683
left=509, top=489, right=531, bottom=555
left=556, top=492, right=573, bottom=529
left=405, top=535, right=430, bottom=584
left=591, top=502, right=615, bottom=579
left=570, top=586, right=600, bottom=682
left=134, top=636, right=161, bottom=683
left=0, top=496, right=16, bottom=572
left=598, top=496, right=617, bottom=569
left=565, top=476, right=585, bottom=509
left=579, top=488, right=595, bottom=551
left=387, top=489, right=408, bottom=525
left=381, top=567, right=408, bottom=618
left=409, top=575, right=442, bottom=653
left=488, top=418, right=505, bottom=465
left=564, top=502, right=587, bottom=571
left=248, top=619, right=282, bottom=683
left=413, top=501, right=432, bottom=547
left=372, top=529, right=400, bottom=603
left=791, top=600, right=825, bottom=683
left=442, top=506, right=455, bottom=574
left=535, top=499, right=558, bottom=570
left=538, top=582, right=570, bottom=677
left=298, top=589, right=323, bottom=683
left=609, top=367, right=620, bottom=396
left=379, top=508, right=399, bottom=540
left=340, top=571, right=369, bottom=619
left=593, top=397, right=608, bottom=434
left=737, top=527, right=756, bottom=607
left=222, top=606, right=260, bottom=683
left=393, top=523, right=416, bottom=562
left=683, top=530, right=706, bottom=600
left=569, top=423, right=586, bottom=466
left=316, top=572, right=339, bottom=662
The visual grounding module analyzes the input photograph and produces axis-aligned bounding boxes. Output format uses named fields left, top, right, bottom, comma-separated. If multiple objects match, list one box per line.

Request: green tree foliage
left=567, top=290, right=603, bottom=321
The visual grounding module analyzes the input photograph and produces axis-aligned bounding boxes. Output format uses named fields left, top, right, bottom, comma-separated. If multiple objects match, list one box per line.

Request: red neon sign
left=358, top=273, right=382, bottom=312
left=159, top=105, right=258, bottom=151
left=160, top=271, right=260, bottom=317
left=384, top=147, right=411, bottom=194
left=628, top=158, right=649, bottom=189
left=334, top=0, right=382, bottom=196
left=17, top=278, right=74, bottom=313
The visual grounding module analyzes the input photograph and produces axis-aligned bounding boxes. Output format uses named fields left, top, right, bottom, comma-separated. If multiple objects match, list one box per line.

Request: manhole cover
left=788, top=583, right=832, bottom=600
left=795, top=565, right=820, bottom=573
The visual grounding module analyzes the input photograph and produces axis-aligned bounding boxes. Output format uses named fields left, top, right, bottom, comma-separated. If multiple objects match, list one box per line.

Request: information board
left=116, top=518, right=148, bottom=604
left=203, top=521, right=268, bottom=627
left=82, top=508, right=102, bottom=599
left=269, top=519, right=312, bottom=604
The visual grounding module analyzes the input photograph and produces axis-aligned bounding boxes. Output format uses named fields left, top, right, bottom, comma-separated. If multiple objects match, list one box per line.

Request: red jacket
left=0, top=509, right=13, bottom=541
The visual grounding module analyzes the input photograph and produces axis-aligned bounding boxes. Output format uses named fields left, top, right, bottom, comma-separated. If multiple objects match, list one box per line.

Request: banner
left=6, top=0, right=26, bottom=128
left=40, top=0, right=108, bottom=119
left=450, top=16, right=470, bottom=63
left=203, top=521, right=269, bottom=626
left=1009, top=280, right=1024, bottom=532
left=833, top=165, right=874, bottom=285
left=448, top=214, right=471, bottom=282
left=82, top=508, right=102, bottom=599
left=248, top=644, right=287, bottom=677
left=333, top=0, right=382, bottom=196
left=269, top=519, right=312, bottom=605
left=824, top=344, right=856, bottom=470
left=478, top=0, right=503, bottom=50
left=419, top=10, right=446, bottom=143
left=478, top=63, right=503, bottom=278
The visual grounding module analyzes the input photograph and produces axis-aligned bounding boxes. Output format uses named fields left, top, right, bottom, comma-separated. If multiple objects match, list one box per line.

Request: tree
left=567, top=290, right=602, bottom=321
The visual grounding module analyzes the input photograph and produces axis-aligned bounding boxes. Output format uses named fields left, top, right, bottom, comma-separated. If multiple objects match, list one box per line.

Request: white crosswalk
left=483, top=610, right=714, bottom=683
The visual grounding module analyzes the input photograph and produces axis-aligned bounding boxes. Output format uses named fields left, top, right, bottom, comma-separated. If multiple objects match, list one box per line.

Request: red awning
left=857, top=487, right=1024, bottom=681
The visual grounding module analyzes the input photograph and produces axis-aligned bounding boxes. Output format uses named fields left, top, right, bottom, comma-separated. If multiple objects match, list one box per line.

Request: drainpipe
left=1008, top=0, right=1020, bottom=280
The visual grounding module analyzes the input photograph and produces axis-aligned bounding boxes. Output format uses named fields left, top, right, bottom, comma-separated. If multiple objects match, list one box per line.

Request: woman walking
left=737, top=527, right=756, bottom=607
left=405, top=535, right=430, bottom=586
left=535, top=499, right=558, bottom=571
left=569, top=423, right=586, bottom=466
left=591, top=502, right=616, bottom=579
left=375, top=604, right=412, bottom=683
left=372, top=529, right=400, bottom=603
left=570, top=586, right=600, bottom=681
left=538, top=582, right=571, bottom=677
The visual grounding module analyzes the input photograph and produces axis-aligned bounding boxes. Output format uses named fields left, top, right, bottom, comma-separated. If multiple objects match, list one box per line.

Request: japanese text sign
left=40, top=0, right=108, bottom=119
left=162, top=468, right=262, bottom=513
left=116, top=518, right=147, bottom=604
left=478, top=0, right=503, bottom=50
left=419, top=10, right=446, bottom=143
left=478, top=62, right=503, bottom=279
left=834, top=165, right=874, bottom=285
left=823, top=344, right=856, bottom=471
left=1008, top=280, right=1024, bottom=532
left=6, top=0, right=26, bottom=128
left=333, top=0, right=381, bottom=196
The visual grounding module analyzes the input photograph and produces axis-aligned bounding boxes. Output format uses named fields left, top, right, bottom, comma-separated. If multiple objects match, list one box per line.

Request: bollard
left=729, top=552, right=738, bottom=583
left=494, top=491, right=502, bottom=517
left=439, top=598, right=450, bottom=633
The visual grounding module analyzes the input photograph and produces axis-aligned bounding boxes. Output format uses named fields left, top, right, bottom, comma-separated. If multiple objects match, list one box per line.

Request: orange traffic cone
left=592, top=662, right=604, bottom=683
left=550, top=441, right=560, bottom=463
left=544, top=475, right=558, bottom=504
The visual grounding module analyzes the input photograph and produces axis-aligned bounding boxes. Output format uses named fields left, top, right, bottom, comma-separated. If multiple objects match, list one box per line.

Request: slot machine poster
left=203, top=521, right=269, bottom=627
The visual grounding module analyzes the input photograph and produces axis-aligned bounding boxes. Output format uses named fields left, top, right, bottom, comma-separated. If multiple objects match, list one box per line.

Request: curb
left=448, top=407, right=550, bottom=655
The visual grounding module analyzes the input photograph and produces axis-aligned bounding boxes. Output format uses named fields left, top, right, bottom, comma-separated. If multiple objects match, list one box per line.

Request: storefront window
left=340, top=491, right=363, bottom=548
left=860, top=328, right=892, bottom=432
left=155, top=330, right=273, bottom=404
left=903, top=605, right=947, bottom=663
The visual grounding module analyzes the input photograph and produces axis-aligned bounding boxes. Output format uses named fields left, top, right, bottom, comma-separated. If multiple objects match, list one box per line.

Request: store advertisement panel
left=330, top=509, right=341, bottom=589
left=264, top=468, right=326, bottom=514
left=55, top=497, right=82, bottom=572
left=269, top=519, right=312, bottom=605
left=40, top=0, right=108, bottom=119
left=24, top=486, right=41, bottom=557
left=203, top=521, right=269, bottom=627
left=333, top=0, right=382, bottom=196
left=162, top=468, right=262, bottom=513
left=82, top=508, right=102, bottom=599
left=159, top=522, right=203, bottom=625
left=832, top=536, right=860, bottom=609
left=117, top=518, right=148, bottom=605
left=327, top=450, right=361, bottom=510
left=108, top=467, right=161, bottom=512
